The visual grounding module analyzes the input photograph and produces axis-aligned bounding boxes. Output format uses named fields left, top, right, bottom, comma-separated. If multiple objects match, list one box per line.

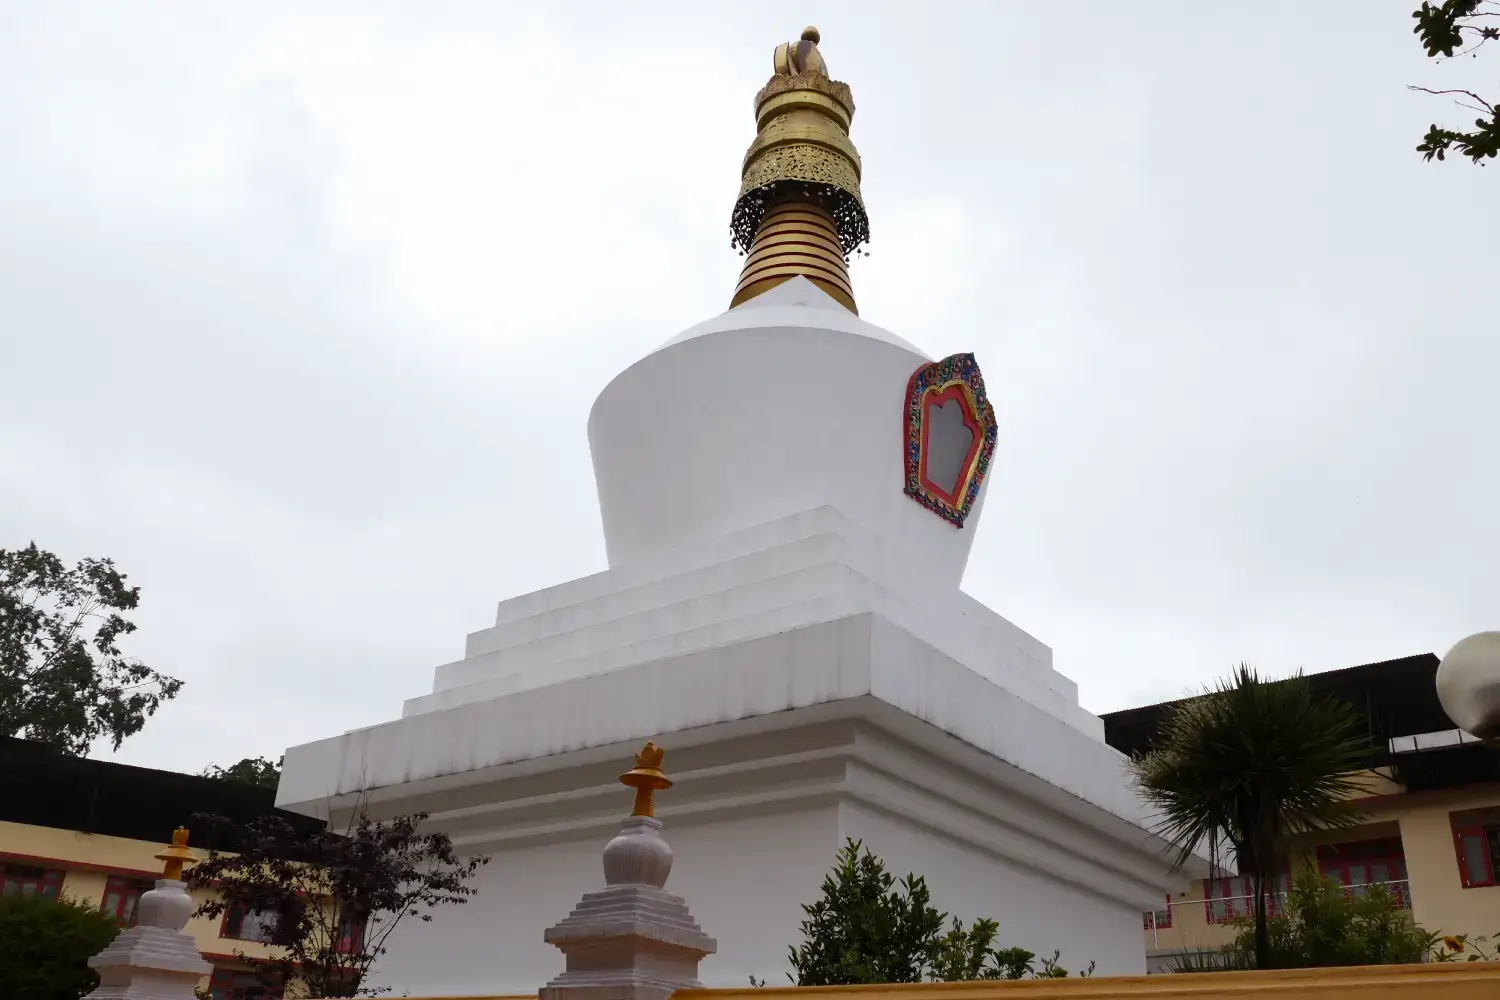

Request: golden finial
left=773, top=26, right=828, bottom=77
left=619, top=741, right=673, bottom=818
left=732, top=28, right=866, bottom=313
left=154, top=826, right=196, bottom=881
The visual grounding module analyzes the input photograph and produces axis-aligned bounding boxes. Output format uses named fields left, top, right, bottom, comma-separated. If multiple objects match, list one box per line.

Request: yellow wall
left=1142, top=875, right=1238, bottom=958
left=1395, top=787, right=1500, bottom=941
left=0, top=818, right=287, bottom=965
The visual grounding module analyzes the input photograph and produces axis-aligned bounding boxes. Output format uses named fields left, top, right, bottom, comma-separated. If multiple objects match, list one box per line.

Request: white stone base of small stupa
left=279, top=506, right=1204, bottom=996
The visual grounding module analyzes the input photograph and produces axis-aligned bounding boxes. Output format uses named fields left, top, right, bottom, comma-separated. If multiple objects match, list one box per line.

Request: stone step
left=411, top=560, right=1096, bottom=737
left=405, top=592, right=862, bottom=717
left=479, top=506, right=951, bottom=633
left=453, top=514, right=1070, bottom=701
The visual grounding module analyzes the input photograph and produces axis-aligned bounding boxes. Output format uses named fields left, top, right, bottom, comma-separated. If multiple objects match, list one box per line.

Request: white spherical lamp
left=1436, top=631, right=1500, bottom=744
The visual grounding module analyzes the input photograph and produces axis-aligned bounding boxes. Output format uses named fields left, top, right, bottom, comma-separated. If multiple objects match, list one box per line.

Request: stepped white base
left=304, top=703, right=1183, bottom=994
left=279, top=507, right=1201, bottom=994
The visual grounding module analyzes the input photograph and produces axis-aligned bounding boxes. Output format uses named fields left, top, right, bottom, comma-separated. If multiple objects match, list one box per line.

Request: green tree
left=1129, top=664, right=1367, bottom=971
left=0, top=543, right=183, bottom=755
left=788, top=838, right=945, bottom=985
left=787, top=839, right=1091, bottom=985
left=0, top=892, right=122, bottom=1000
left=1176, top=871, right=1440, bottom=970
left=188, top=808, right=489, bottom=998
left=1410, top=1, right=1499, bottom=163
left=203, top=755, right=284, bottom=790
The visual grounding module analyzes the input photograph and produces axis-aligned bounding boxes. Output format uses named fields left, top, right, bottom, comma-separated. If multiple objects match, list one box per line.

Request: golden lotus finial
left=619, top=741, right=673, bottom=817
left=154, top=826, right=196, bottom=881
left=774, top=26, right=827, bottom=77
left=732, top=27, right=866, bottom=313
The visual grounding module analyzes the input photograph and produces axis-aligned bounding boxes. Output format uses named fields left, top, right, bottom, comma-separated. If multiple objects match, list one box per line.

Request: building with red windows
left=0, top=736, right=324, bottom=998
left=1103, top=654, right=1500, bottom=972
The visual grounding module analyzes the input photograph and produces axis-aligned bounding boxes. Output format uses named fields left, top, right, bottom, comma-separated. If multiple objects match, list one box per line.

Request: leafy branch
left=1411, top=1, right=1499, bottom=163
left=188, top=804, right=489, bottom=998
left=0, top=542, right=183, bottom=754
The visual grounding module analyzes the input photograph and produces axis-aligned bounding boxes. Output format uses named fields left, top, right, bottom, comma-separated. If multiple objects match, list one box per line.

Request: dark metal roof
left=0, top=737, right=323, bottom=854
left=1100, top=653, right=1500, bottom=789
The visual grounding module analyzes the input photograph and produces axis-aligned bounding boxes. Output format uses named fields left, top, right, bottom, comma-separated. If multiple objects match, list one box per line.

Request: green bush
left=787, top=838, right=1092, bottom=985
left=1173, top=870, right=1438, bottom=971
left=0, top=892, right=122, bottom=999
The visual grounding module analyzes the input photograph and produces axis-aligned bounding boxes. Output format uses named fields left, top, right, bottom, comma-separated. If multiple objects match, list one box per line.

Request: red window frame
left=0, top=864, right=65, bottom=899
left=102, top=875, right=152, bottom=925
left=1316, top=838, right=1410, bottom=907
left=1203, top=872, right=1290, bottom=924
left=208, top=968, right=284, bottom=1000
left=1451, top=813, right=1500, bottom=888
left=335, top=911, right=365, bottom=953
left=1142, top=894, right=1172, bottom=930
left=220, top=902, right=281, bottom=943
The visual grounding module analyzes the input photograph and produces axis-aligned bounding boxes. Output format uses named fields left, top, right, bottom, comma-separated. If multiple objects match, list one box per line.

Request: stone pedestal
left=540, top=803, right=715, bottom=1000
left=86, top=878, right=212, bottom=1000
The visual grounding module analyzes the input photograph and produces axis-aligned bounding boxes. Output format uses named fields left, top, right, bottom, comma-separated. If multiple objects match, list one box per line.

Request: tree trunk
left=1251, top=866, right=1270, bottom=969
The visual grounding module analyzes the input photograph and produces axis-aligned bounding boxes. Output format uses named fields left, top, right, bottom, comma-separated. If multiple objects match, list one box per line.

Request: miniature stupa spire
left=86, top=826, right=212, bottom=999
left=729, top=26, right=867, bottom=314
left=540, top=742, right=716, bottom=1000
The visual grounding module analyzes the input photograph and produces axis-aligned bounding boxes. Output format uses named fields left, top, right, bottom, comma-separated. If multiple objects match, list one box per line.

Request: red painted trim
left=1315, top=842, right=1410, bottom=907
left=1452, top=818, right=1496, bottom=888
left=1142, top=893, right=1172, bottom=929
left=220, top=901, right=296, bottom=944
left=101, top=874, right=152, bottom=924
left=203, top=951, right=308, bottom=976
left=900, top=353, right=999, bottom=528
left=917, top=383, right=984, bottom=506
left=0, top=850, right=162, bottom=881
left=1202, top=872, right=1291, bottom=924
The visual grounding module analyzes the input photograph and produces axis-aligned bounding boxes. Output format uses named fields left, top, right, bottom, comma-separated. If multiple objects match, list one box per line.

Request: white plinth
left=279, top=285, right=1203, bottom=994
left=86, top=878, right=213, bottom=1000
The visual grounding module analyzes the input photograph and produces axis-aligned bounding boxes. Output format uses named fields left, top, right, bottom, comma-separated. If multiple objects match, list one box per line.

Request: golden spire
left=619, top=741, right=672, bottom=817
left=155, top=826, right=196, bottom=881
left=730, top=27, right=867, bottom=314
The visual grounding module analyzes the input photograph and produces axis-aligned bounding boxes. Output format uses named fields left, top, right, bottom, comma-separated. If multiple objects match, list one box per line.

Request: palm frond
left=1130, top=664, right=1368, bottom=875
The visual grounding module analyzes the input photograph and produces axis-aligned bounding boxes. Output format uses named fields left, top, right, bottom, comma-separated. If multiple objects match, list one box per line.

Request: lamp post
left=1436, top=631, right=1500, bottom=748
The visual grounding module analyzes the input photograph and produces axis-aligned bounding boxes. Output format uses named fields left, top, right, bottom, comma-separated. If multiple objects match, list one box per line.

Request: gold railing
left=403, top=963, right=1500, bottom=1000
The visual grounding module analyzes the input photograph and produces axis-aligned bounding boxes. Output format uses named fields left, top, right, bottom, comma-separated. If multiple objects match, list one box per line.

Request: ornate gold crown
left=155, top=826, right=197, bottom=880
left=620, top=741, right=673, bottom=817
left=634, top=742, right=665, bottom=770
left=729, top=26, right=867, bottom=313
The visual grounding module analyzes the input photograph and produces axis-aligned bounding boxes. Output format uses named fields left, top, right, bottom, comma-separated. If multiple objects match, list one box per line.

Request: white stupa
left=280, top=27, right=1198, bottom=993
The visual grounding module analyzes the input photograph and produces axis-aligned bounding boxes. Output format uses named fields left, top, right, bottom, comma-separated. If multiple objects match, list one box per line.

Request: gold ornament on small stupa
left=619, top=741, right=673, bottom=818
left=729, top=26, right=866, bottom=314
left=154, top=826, right=197, bottom=881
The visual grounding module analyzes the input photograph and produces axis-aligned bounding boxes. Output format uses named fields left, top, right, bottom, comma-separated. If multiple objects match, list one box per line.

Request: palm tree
left=1130, top=664, right=1368, bottom=970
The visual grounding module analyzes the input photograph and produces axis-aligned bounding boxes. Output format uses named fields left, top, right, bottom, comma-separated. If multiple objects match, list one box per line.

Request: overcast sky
left=2, top=2, right=1494, bottom=774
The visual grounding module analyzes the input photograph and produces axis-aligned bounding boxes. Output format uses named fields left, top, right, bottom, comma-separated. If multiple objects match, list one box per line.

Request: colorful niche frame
left=902, top=353, right=998, bottom=528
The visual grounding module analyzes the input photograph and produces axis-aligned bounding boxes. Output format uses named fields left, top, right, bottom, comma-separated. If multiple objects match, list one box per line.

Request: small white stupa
left=540, top=742, right=717, bottom=1000
left=280, top=26, right=1200, bottom=994
left=85, top=828, right=212, bottom=1000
